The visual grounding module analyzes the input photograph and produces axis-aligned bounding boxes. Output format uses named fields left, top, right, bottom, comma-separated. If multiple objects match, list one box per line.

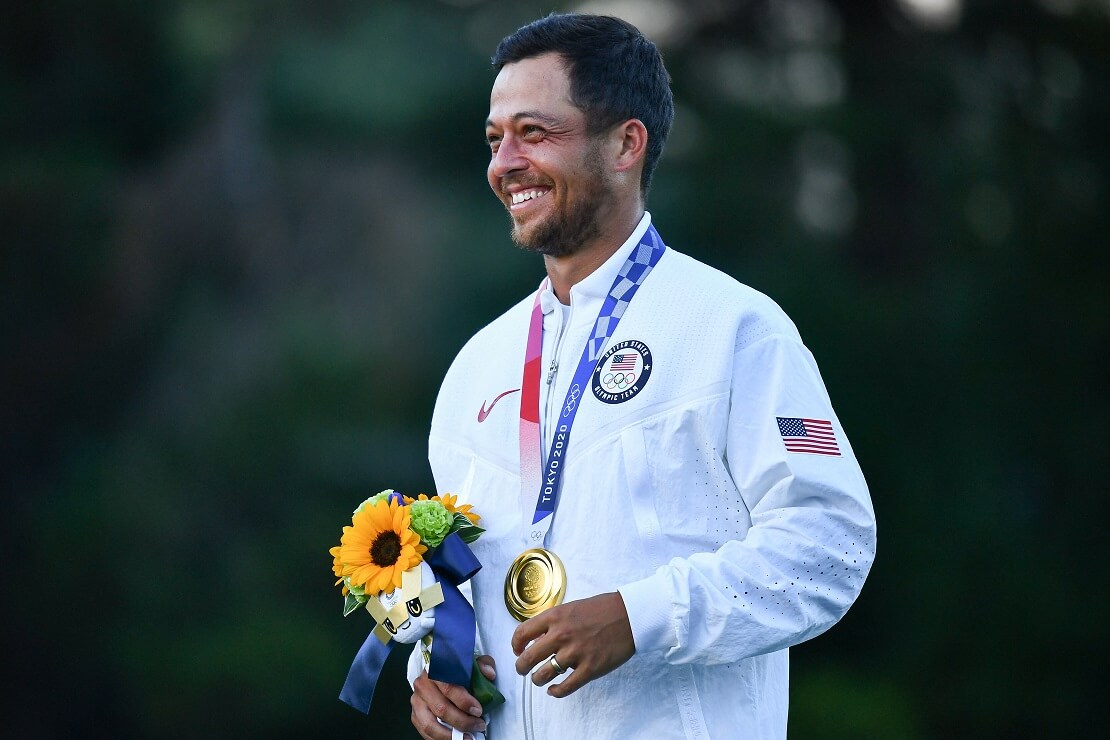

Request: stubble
left=508, top=142, right=612, bottom=258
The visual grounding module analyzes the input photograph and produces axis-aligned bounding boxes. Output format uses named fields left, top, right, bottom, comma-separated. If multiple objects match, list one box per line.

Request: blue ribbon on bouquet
left=339, top=532, right=482, bottom=713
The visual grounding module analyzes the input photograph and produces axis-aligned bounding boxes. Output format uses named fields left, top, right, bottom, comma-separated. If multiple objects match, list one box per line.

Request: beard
left=507, top=145, right=613, bottom=258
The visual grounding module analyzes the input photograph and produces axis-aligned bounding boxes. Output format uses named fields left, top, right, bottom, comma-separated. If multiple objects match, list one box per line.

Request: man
left=410, top=13, right=876, bottom=740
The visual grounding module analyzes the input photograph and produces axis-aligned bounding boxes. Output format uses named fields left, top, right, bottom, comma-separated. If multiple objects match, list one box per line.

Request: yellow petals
left=330, top=498, right=425, bottom=597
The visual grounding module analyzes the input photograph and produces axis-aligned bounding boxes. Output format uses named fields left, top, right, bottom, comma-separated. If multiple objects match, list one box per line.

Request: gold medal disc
left=504, top=548, right=567, bottom=621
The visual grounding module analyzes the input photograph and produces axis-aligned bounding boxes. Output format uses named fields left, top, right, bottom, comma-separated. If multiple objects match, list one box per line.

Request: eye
left=522, top=125, right=545, bottom=142
left=486, top=133, right=501, bottom=153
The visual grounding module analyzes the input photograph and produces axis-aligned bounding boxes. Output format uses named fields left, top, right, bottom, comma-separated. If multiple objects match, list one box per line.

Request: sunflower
left=338, top=498, right=426, bottom=597
left=329, top=545, right=347, bottom=593
left=404, top=492, right=480, bottom=525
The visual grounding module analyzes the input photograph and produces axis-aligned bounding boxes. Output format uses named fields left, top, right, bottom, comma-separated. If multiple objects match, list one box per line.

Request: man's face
left=485, top=53, right=614, bottom=257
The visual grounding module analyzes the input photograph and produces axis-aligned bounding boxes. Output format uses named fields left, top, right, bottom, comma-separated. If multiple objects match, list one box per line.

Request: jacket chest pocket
left=621, top=425, right=663, bottom=549
left=621, top=407, right=750, bottom=557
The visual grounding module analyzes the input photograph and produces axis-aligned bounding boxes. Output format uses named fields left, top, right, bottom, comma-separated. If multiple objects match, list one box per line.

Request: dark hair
left=492, top=13, right=674, bottom=198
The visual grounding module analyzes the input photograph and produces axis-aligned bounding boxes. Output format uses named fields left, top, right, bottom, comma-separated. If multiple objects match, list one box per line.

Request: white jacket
left=426, top=214, right=876, bottom=739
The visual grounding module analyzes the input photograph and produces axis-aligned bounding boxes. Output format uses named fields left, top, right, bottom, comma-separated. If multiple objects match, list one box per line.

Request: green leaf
left=456, top=524, right=485, bottom=544
left=470, top=657, right=505, bottom=712
left=343, top=592, right=366, bottom=617
left=448, top=511, right=471, bottom=533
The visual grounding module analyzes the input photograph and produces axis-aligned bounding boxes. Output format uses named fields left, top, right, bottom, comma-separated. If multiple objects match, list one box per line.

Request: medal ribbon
left=519, top=224, right=666, bottom=546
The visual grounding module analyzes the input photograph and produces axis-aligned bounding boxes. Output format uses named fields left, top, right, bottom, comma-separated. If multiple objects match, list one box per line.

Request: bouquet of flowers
left=330, top=489, right=503, bottom=715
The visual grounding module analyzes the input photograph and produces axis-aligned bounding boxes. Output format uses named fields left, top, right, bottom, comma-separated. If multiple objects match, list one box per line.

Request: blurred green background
left=4, top=0, right=1106, bottom=737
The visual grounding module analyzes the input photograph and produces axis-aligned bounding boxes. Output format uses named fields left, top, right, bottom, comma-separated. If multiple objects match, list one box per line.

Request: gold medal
left=504, top=548, right=567, bottom=621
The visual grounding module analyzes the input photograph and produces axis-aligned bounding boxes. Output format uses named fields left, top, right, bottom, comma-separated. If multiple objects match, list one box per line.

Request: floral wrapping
left=330, top=490, right=503, bottom=715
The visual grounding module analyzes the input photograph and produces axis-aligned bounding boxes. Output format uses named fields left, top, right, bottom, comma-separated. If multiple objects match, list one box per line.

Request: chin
left=511, top=224, right=580, bottom=258
left=505, top=189, right=605, bottom=258
left=509, top=216, right=553, bottom=254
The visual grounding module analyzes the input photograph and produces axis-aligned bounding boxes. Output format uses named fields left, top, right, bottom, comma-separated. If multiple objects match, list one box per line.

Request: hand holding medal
left=510, top=591, right=636, bottom=698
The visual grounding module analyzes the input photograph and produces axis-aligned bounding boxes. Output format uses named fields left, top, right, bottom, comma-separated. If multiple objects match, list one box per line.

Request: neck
left=544, top=204, right=645, bottom=304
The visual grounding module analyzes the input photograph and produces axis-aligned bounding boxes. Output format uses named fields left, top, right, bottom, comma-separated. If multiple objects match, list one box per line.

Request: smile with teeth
left=510, top=189, right=551, bottom=207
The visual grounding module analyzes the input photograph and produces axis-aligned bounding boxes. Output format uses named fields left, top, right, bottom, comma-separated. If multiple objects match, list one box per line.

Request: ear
left=611, top=119, right=648, bottom=174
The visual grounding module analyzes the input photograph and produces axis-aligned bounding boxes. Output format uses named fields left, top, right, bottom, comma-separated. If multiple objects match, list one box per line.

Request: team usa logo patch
left=592, top=340, right=652, bottom=404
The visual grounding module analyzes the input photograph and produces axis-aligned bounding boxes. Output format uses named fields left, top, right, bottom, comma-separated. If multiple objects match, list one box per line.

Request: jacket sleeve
left=618, top=332, right=877, bottom=664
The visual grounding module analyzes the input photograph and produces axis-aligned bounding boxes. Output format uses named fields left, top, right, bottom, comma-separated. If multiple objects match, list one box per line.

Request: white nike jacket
left=424, top=214, right=876, bottom=739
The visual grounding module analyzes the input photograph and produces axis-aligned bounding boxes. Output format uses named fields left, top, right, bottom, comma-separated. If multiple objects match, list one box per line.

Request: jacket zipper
left=541, top=301, right=572, bottom=452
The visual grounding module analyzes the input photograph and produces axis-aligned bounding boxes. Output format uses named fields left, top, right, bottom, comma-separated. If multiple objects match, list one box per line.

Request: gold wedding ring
left=548, top=655, right=566, bottom=674
left=504, top=548, right=567, bottom=621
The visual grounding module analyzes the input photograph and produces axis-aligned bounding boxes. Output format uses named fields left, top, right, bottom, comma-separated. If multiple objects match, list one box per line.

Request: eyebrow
left=485, top=111, right=564, bottom=129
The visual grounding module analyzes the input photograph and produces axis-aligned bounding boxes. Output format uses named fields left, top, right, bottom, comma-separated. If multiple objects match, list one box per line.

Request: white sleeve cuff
left=618, top=571, right=677, bottom=656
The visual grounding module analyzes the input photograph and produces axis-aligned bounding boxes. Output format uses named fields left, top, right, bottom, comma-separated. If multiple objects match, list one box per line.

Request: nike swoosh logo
left=477, top=388, right=521, bottom=423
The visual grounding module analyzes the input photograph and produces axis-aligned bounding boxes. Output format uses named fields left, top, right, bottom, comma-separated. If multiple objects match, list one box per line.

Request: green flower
left=354, top=489, right=395, bottom=516
left=409, top=500, right=453, bottom=547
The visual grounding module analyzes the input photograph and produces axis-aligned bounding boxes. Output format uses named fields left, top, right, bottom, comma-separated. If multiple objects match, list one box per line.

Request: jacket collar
left=540, top=211, right=653, bottom=318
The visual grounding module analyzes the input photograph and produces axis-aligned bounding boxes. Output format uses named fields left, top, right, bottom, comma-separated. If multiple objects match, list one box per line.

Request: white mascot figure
left=366, top=560, right=440, bottom=646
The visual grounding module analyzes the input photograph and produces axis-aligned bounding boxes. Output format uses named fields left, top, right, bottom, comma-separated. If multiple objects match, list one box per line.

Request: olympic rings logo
left=562, top=384, right=582, bottom=417
left=602, top=371, right=637, bottom=391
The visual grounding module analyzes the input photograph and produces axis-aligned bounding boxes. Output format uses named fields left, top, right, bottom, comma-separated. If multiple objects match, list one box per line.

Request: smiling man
left=408, top=13, right=876, bottom=740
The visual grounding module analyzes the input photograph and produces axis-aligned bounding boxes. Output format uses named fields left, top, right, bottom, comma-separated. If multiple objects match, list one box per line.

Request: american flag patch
left=776, top=417, right=841, bottom=456
left=609, top=354, right=636, bottom=371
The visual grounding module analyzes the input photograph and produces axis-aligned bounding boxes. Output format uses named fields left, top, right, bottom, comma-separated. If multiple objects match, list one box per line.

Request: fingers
left=410, top=691, right=452, bottom=740
left=510, top=592, right=636, bottom=699
left=512, top=609, right=577, bottom=686
left=511, top=610, right=549, bottom=656
left=546, top=663, right=589, bottom=698
left=476, top=654, right=497, bottom=682
left=514, top=619, right=562, bottom=677
left=410, top=671, right=487, bottom=739
left=530, top=652, right=574, bottom=687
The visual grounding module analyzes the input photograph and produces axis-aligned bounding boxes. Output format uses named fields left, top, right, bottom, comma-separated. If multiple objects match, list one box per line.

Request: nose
left=489, top=135, right=527, bottom=181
